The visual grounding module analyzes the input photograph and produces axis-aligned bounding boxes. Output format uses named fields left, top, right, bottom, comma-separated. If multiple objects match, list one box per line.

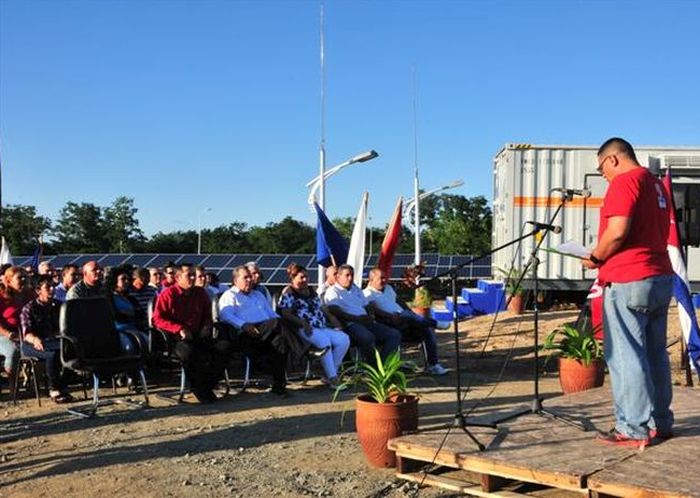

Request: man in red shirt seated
left=153, top=263, right=231, bottom=403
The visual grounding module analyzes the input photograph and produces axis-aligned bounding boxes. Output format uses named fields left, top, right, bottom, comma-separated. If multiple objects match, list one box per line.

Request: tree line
left=0, top=194, right=492, bottom=256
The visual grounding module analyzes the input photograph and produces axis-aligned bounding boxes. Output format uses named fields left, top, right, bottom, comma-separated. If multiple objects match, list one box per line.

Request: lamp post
left=404, top=179, right=464, bottom=266
left=307, top=149, right=379, bottom=287
left=197, top=207, right=212, bottom=255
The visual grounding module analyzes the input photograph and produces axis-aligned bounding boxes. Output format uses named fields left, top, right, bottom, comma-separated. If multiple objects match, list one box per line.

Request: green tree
left=53, top=202, right=108, bottom=253
left=145, top=230, right=198, bottom=253
left=103, top=197, right=145, bottom=253
left=247, top=217, right=315, bottom=253
left=0, top=204, right=52, bottom=255
left=201, top=222, right=250, bottom=253
left=422, top=194, right=492, bottom=255
left=331, top=217, right=354, bottom=241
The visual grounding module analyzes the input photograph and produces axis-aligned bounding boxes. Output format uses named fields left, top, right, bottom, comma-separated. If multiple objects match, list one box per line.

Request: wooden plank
left=396, top=472, right=531, bottom=497
left=587, top=388, right=700, bottom=498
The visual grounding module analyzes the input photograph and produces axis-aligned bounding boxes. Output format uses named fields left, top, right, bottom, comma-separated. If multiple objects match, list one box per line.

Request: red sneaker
left=596, top=429, right=650, bottom=449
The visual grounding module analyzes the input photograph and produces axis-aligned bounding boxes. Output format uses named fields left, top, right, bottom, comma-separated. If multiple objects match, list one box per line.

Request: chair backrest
left=147, top=295, right=156, bottom=328
left=60, top=297, right=122, bottom=359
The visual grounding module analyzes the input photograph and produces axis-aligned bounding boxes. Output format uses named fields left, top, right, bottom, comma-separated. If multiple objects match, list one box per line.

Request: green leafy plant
left=542, top=324, right=603, bottom=366
left=412, top=286, right=433, bottom=308
left=333, top=350, right=416, bottom=404
left=495, top=265, right=525, bottom=297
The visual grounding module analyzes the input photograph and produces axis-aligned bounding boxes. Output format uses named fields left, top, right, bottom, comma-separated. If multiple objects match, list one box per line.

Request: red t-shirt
left=152, top=284, right=212, bottom=335
left=597, top=166, right=672, bottom=283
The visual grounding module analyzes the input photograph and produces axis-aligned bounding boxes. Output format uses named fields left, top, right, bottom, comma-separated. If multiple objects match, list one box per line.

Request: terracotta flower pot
left=508, top=294, right=525, bottom=314
left=558, top=357, right=604, bottom=394
left=355, top=394, right=418, bottom=468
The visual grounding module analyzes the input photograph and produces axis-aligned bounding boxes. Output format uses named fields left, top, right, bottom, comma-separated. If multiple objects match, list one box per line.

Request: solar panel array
left=14, top=253, right=492, bottom=286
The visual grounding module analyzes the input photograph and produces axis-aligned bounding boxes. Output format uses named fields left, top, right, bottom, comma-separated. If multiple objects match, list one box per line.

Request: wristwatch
left=589, top=254, right=603, bottom=265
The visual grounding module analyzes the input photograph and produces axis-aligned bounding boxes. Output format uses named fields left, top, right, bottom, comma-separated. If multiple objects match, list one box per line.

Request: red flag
left=377, top=197, right=403, bottom=276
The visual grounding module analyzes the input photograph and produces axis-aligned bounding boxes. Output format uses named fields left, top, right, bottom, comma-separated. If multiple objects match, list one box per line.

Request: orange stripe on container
left=513, top=196, right=603, bottom=208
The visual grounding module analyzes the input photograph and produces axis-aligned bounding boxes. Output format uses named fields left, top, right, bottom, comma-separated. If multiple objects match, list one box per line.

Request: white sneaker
left=426, top=363, right=448, bottom=376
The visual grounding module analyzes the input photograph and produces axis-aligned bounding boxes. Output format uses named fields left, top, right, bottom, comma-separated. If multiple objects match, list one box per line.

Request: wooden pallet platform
left=389, top=386, right=700, bottom=497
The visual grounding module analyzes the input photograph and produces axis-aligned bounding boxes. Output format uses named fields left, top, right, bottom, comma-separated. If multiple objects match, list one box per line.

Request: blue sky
left=1, top=0, right=699, bottom=236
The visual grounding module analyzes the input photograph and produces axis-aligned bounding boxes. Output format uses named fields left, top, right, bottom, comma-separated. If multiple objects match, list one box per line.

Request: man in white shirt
left=364, top=267, right=448, bottom=375
left=324, top=264, right=401, bottom=362
left=317, top=265, right=338, bottom=303
left=219, top=265, right=288, bottom=395
left=219, top=266, right=324, bottom=396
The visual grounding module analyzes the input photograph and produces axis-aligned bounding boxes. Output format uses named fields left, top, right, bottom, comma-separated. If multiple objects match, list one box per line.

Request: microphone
left=527, top=221, right=562, bottom=234
left=552, top=187, right=591, bottom=198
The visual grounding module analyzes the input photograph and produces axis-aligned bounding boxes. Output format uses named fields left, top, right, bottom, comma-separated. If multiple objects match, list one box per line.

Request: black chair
left=59, top=297, right=149, bottom=417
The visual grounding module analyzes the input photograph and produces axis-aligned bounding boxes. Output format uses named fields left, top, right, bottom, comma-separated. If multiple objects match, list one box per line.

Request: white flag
left=347, top=192, right=369, bottom=287
left=0, top=237, right=13, bottom=265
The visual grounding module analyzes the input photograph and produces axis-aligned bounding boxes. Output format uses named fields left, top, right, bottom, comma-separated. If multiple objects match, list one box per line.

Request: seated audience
left=0, top=263, right=12, bottom=291
left=153, top=263, right=231, bottom=403
left=195, top=265, right=219, bottom=300
left=317, top=265, right=338, bottom=303
left=130, top=267, right=158, bottom=312
left=364, top=267, right=447, bottom=375
left=278, top=263, right=350, bottom=387
left=66, top=261, right=105, bottom=300
left=20, top=276, right=73, bottom=403
left=54, top=264, right=80, bottom=302
left=245, top=261, right=272, bottom=304
left=324, top=264, right=401, bottom=362
left=161, top=262, right=177, bottom=289
left=219, top=266, right=302, bottom=396
left=38, top=261, right=55, bottom=277
left=206, top=271, right=229, bottom=294
left=106, top=266, right=149, bottom=354
left=148, top=267, right=162, bottom=290
left=0, top=266, right=33, bottom=390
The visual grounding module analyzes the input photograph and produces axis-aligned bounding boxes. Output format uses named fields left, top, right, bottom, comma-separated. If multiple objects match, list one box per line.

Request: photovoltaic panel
left=291, top=254, right=315, bottom=267
left=267, top=269, right=290, bottom=285
left=72, top=254, right=104, bottom=266
left=257, top=254, right=288, bottom=268
left=365, top=254, right=379, bottom=266
left=423, top=253, right=439, bottom=265
left=392, top=254, right=415, bottom=266
left=205, top=254, right=235, bottom=268
left=13, top=256, right=32, bottom=267
left=123, top=254, right=157, bottom=266
left=149, top=255, right=181, bottom=268
left=99, top=254, right=131, bottom=267
left=437, top=255, right=452, bottom=266
left=229, top=254, right=260, bottom=266
left=176, top=254, right=208, bottom=266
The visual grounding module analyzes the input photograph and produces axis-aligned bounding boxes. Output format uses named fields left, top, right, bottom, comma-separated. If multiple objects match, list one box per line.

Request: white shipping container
left=492, top=143, right=700, bottom=291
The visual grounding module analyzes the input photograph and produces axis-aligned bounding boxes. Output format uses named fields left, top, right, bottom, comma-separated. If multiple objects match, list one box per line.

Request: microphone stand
left=493, top=192, right=589, bottom=431
left=422, top=228, right=545, bottom=450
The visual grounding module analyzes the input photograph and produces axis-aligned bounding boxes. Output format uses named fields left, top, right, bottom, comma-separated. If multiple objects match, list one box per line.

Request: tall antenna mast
left=412, top=66, right=421, bottom=267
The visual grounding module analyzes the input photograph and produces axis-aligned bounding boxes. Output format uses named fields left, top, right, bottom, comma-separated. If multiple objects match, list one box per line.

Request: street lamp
left=306, top=149, right=379, bottom=288
left=197, top=207, right=212, bottom=255
left=306, top=149, right=379, bottom=205
left=404, top=179, right=464, bottom=266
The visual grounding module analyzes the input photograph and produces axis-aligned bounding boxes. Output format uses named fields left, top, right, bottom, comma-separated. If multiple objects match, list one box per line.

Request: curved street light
left=404, top=178, right=464, bottom=266
left=306, top=150, right=379, bottom=205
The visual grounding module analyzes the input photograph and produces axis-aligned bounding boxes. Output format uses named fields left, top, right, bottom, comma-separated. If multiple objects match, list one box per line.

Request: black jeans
left=174, top=338, right=232, bottom=393
left=238, top=320, right=288, bottom=389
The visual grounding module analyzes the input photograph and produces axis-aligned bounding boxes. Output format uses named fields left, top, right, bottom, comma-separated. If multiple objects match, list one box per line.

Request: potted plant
left=542, top=323, right=604, bottom=393
left=333, top=350, right=419, bottom=468
left=403, top=263, right=432, bottom=317
left=496, top=265, right=526, bottom=314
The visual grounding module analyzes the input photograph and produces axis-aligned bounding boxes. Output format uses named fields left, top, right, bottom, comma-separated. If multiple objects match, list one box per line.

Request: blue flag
left=314, top=202, right=349, bottom=267
left=29, top=241, right=43, bottom=271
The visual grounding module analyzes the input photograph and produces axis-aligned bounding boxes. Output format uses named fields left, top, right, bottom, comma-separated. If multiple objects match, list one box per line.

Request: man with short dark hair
left=325, top=264, right=401, bottom=362
left=153, top=263, right=231, bottom=403
left=583, top=137, right=674, bottom=448
left=66, top=261, right=105, bottom=300
left=130, top=267, right=158, bottom=312
left=162, top=262, right=177, bottom=289
left=54, top=264, right=80, bottom=302
left=148, top=267, right=162, bottom=290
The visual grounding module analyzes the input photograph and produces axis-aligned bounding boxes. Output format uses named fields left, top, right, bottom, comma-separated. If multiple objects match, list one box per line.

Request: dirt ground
left=1, top=304, right=696, bottom=498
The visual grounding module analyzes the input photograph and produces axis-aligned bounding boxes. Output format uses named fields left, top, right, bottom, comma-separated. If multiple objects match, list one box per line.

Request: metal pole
left=318, top=2, right=326, bottom=289
left=412, top=67, right=420, bottom=267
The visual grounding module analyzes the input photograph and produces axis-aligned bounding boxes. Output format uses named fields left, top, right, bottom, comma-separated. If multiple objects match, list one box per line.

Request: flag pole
left=318, top=2, right=327, bottom=289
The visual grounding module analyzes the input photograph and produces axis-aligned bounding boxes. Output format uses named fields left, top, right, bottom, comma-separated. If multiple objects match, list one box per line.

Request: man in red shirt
left=153, top=263, right=231, bottom=403
left=583, top=137, right=674, bottom=448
